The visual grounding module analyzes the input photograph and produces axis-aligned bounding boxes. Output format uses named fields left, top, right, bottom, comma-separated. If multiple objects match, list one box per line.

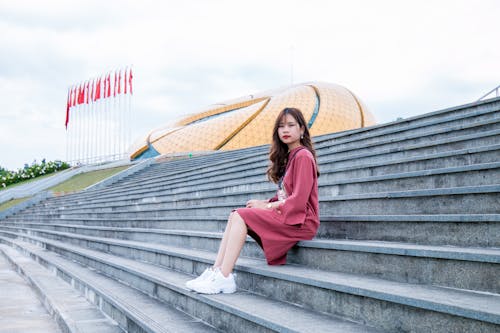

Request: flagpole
left=76, top=85, right=81, bottom=164
left=121, top=67, right=126, bottom=159
left=103, top=75, right=109, bottom=159
left=120, top=67, right=123, bottom=159
left=92, top=78, right=97, bottom=163
left=127, top=72, right=130, bottom=159
left=106, top=72, right=111, bottom=161
left=89, top=79, right=96, bottom=163
left=96, top=77, right=101, bottom=163
left=86, top=80, right=91, bottom=164
left=102, top=74, right=107, bottom=161
left=114, top=69, right=118, bottom=160
left=130, top=66, right=133, bottom=158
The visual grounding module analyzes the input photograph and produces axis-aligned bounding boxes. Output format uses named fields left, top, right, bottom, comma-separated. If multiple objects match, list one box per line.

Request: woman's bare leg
left=220, top=212, right=247, bottom=277
left=213, top=212, right=234, bottom=268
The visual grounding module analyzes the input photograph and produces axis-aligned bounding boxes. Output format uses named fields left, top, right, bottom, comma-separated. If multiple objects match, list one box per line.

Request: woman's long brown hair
left=267, top=108, right=319, bottom=183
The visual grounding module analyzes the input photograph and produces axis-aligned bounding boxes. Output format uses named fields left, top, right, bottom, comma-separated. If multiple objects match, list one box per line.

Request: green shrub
left=1, top=159, right=70, bottom=188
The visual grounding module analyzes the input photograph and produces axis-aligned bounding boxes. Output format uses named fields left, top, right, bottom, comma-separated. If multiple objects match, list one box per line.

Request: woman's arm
left=246, top=199, right=271, bottom=209
left=277, top=153, right=315, bottom=225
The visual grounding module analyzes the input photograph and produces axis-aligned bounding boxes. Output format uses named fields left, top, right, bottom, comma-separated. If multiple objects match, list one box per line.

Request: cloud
left=0, top=0, right=499, bottom=169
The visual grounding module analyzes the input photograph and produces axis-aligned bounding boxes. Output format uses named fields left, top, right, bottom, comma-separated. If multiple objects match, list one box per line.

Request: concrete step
left=3, top=98, right=499, bottom=333
left=0, top=253, right=65, bottom=333
left=311, top=98, right=500, bottom=150
left=139, top=147, right=266, bottom=174
left=130, top=106, right=500, bottom=183
left=54, top=143, right=500, bottom=207
left=320, top=185, right=500, bottom=215
left=318, top=214, right=500, bottom=247
left=0, top=235, right=384, bottom=333
left=314, top=107, right=500, bottom=150
left=64, top=119, right=500, bottom=201
left=0, top=238, right=222, bottom=333
left=37, top=162, right=500, bottom=211
left=56, top=128, right=500, bottom=205
left=317, top=116, right=500, bottom=157
left=134, top=97, right=500, bottom=184
left=1, top=225, right=499, bottom=294
left=122, top=124, right=500, bottom=194
left=31, top=184, right=500, bottom=218
left=0, top=232, right=498, bottom=332
left=0, top=244, right=124, bottom=333
left=4, top=214, right=500, bottom=247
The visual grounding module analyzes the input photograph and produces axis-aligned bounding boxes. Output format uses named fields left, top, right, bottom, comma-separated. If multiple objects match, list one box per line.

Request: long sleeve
left=278, top=152, right=316, bottom=226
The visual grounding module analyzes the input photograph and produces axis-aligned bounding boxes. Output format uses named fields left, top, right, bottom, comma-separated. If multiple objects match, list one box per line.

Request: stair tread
left=29, top=185, right=500, bottom=215
left=0, top=239, right=219, bottom=333
left=1, top=235, right=383, bottom=333
left=0, top=244, right=124, bottom=333
left=51, top=143, right=500, bottom=200
left=48, top=140, right=500, bottom=201
left=38, top=162, right=500, bottom=207
left=2, top=229, right=499, bottom=325
left=5, top=224, right=500, bottom=263
left=9, top=213, right=500, bottom=222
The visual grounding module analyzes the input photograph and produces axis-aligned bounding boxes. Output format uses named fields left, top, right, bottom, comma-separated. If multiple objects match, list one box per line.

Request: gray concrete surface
left=0, top=253, right=62, bottom=333
left=0, top=97, right=499, bottom=332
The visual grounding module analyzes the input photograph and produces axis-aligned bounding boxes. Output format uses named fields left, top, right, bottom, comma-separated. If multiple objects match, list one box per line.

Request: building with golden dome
left=129, top=82, right=376, bottom=160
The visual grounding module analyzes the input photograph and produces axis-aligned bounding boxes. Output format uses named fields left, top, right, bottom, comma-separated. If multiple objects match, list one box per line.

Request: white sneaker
left=185, top=267, right=216, bottom=290
left=192, top=269, right=236, bottom=294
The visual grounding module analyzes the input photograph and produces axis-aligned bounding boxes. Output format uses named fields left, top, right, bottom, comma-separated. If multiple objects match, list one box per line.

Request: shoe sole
left=192, top=285, right=237, bottom=294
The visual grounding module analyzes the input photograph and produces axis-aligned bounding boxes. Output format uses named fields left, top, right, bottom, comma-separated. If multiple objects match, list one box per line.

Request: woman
left=186, top=107, right=320, bottom=294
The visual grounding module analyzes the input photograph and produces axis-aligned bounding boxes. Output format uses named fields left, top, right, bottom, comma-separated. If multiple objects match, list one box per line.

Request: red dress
left=236, top=146, right=320, bottom=265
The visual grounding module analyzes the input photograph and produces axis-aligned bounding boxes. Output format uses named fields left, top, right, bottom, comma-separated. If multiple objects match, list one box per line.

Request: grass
left=0, top=196, right=30, bottom=211
left=49, top=166, right=130, bottom=195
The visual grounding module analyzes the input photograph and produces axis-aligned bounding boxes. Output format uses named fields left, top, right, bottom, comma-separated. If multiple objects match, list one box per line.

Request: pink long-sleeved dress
left=236, top=146, right=320, bottom=265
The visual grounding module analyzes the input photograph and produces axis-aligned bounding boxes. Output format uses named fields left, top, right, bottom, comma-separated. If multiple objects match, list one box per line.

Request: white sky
left=1, top=0, right=499, bottom=170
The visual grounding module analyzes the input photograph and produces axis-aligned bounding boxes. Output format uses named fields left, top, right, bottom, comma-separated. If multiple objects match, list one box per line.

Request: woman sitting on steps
left=186, top=107, right=320, bottom=294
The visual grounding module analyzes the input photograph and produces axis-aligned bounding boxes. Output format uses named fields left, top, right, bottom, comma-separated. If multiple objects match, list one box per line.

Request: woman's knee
left=231, top=211, right=243, bottom=222
left=230, top=212, right=247, bottom=231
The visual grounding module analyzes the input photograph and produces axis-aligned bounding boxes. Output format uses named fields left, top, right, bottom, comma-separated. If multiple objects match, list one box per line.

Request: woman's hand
left=246, top=199, right=268, bottom=209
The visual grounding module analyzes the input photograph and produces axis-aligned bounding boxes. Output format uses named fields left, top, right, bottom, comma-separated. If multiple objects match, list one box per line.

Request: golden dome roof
left=129, top=81, right=376, bottom=159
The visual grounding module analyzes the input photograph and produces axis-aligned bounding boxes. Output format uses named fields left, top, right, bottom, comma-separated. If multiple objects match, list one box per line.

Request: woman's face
left=277, top=113, right=304, bottom=149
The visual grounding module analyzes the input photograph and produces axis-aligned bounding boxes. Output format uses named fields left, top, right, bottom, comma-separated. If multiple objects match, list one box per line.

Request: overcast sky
left=1, top=0, right=499, bottom=170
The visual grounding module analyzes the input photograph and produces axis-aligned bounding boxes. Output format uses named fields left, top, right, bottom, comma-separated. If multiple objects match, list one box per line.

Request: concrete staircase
left=1, top=97, right=499, bottom=332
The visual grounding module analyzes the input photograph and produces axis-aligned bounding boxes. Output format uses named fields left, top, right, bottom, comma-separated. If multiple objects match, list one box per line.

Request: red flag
left=102, top=76, right=108, bottom=98
left=118, top=70, right=122, bottom=94
left=113, top=71, right=118, bottom=97
left=95, top=77, right=101, bottom=101
left=85, top=81, right=90, bottom=104
left=90, top=79, right=95, bottom=102
left=65, top=87, right=70, bottom=129
left=106, top=73, right=111, bottom=97
left=71, top=86, right=76, bottom=107
left=128, top=68, right=133, bottom=95
left=124, top=69, right=127, bottom=94
left=77, top=84, right=83, bottom=104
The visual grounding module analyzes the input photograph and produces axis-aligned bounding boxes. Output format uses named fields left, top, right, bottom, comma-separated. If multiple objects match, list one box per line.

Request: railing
left=477, top=84, right=500, bottom=101
left=66, top=153, right=129, bottom=167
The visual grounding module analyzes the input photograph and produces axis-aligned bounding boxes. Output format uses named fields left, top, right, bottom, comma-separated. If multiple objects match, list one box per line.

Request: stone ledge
left=0, top=235, right=380, bottom=333
left=0, top=244, right=122, bottom=333
left=2, top=231, right=499, bottom=327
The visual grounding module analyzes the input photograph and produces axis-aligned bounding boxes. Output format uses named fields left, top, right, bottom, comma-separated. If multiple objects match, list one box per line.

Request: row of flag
left=65, top=67, right=133, bottom=128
